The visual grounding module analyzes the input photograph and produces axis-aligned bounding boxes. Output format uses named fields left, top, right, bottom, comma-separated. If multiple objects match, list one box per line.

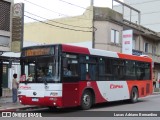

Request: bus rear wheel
left=80, top=90, right=92, bottom=110
left=130, top=87, right=138, bottom=103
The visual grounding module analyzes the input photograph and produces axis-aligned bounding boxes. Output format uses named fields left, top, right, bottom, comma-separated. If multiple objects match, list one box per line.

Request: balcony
left=132, top=49, right=160, bottom=64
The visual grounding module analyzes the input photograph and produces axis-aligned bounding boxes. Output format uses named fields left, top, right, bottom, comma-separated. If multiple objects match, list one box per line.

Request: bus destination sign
left=24, top=47, right=54, bottom=56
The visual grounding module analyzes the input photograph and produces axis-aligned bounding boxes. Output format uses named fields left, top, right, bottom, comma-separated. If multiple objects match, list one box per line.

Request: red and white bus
left=18, top=44, right=153, bottom=110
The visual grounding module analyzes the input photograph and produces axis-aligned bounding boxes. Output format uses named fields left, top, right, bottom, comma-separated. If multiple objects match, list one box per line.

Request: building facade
left=24, top=6, right=93, bottom=46
left=0, top=0, right=13, bottom=51
left=0, top=0, right=13, bottom=97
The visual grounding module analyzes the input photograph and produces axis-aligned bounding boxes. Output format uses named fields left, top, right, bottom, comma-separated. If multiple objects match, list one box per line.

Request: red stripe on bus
left=62, top=44, right=90, bottom=54
left=118, top=53, right=152, bottom=62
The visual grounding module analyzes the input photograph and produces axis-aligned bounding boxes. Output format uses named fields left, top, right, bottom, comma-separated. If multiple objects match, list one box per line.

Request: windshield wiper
left=43, top=77, right=47, bottom=85
left=44, top=80, right=47, bottom=85
left=24, top=79, right=28, bottom=85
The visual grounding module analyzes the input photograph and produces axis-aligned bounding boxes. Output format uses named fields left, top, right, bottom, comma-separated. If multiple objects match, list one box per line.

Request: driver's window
left=27, top=63, right=35, bottom=81
left=36, top=57, right=57, bottom=82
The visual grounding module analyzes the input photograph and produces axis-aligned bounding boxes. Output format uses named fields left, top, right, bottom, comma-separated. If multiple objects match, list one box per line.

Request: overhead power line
left=23, top=0, right=91, bottom=21
left=58, top=0, right=92, bottom=11
left=127, top=0, right=160, bottom=5
left=25, top=11, right=92, bottom=29
left=142, top=22, right=160, bottom=26
left=142, top=10, right=160, bottom=15
left=124, top=10, right=160, bottom=18
left=23, top=0, right=68, bottom=17
left=24, top=15, right=92, bottom=32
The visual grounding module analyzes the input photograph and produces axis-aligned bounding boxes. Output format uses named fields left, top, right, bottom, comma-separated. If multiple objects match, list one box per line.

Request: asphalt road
left=1, top=94, right=160, bottom=120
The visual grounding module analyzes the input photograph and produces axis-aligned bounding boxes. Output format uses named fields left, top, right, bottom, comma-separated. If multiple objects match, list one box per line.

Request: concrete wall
left=94, top=21, right=123, bottom=52
left=157, top=42, right=160, bottom=55
left=94, top=7, right=123, bottom=22
left=2, top=88, right=12, bottom=97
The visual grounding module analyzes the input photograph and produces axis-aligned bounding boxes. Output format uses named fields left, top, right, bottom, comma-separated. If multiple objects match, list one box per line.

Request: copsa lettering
left=19, top=86, right=31, bottom=89
left=110, top=84, right=123, bottom=89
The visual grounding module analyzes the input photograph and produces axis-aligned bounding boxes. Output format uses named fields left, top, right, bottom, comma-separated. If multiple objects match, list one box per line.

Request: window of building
left=2, top=64, right=8, bottom=88
left=132, top=39, right=136, bottom=49
left=111, top=29, right=119, bottom=44
left=149, top=44, right=152, bottom=53
left=152, top=46, right=156, bottom=54
left=144, top=42, right=149, bottom=53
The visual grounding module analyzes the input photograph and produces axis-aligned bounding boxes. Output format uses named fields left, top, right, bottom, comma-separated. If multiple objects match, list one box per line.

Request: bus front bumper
left=18, top=95, right=63, bottom=107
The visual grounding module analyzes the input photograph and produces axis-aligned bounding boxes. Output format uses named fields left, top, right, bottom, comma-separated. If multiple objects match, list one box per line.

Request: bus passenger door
left=63, top=81, right=79, bottom=107
left=62, top=54, right=79, bottom=107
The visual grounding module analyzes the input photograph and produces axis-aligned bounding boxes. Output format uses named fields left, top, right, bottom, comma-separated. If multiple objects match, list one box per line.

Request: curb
left=152, top=92, right=160, bottom=95
left=0, top=105, right=39, bottom=112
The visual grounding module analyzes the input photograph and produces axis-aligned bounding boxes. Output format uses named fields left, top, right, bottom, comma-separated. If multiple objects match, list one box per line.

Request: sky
left=14, top=0, right=123, bottom=23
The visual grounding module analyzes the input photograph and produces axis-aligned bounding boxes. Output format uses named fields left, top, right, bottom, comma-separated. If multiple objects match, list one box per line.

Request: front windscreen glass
left=21, top=56, right=60, bottom=83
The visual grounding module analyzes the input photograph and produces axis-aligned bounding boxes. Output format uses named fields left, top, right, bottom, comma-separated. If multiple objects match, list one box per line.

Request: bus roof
left=62, top=44, right=152, bottom=62
left=22, top=44, right=152, bottom=62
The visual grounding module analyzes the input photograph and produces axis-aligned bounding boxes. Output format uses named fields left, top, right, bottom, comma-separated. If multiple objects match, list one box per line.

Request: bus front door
left=62, top=82, right=79, bottom=107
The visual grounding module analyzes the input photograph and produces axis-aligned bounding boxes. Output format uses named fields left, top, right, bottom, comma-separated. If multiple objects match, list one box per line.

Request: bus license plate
left=32, top=98, right=39, bottom=102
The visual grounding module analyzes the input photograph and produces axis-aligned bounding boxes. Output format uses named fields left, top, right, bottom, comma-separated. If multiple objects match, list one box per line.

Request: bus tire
left=80, top=90, right=92, bottom=110
left=130, top=87, right=138, bottom=103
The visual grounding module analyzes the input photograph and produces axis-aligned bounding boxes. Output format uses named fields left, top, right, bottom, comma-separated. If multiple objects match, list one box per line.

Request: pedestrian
left=153, top=80, right=156, bottom=88
left=12, top=73, right=19, bottom=103
left=63, top=66, right=72, bottom=76
left=159, top=79, right=160, bottom=88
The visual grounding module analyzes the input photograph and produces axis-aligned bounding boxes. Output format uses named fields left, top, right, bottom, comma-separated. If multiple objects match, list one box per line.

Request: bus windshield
left=20, top=56, right=60, bottom=83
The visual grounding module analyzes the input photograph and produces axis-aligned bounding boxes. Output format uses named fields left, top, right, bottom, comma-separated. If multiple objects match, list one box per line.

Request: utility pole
left=90, top=0, right=94, bottom=6
left=91, top=0, right=95, bottom=48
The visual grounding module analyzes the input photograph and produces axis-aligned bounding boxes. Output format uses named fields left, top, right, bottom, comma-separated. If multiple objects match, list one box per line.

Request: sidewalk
left=0, top=97, right=37, bottom=111
left=153, top=88, right=160, bottom=95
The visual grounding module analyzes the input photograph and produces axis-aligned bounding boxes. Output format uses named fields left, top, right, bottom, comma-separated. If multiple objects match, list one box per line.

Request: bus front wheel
left=130, top=87, right=138, bottom=103
left=80, top=90, right=92, bottom=110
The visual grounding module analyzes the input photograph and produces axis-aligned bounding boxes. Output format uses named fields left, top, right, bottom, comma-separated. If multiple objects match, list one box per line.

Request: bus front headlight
left=18, top=91, right=21, bottom=94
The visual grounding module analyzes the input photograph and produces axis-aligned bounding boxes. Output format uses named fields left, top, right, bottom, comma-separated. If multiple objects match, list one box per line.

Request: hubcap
left=133, top=92, right=137, bottom=100
left=83, top=94, right=90, bottom=106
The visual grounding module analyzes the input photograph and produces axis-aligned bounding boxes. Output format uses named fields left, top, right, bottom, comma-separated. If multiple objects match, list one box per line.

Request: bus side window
left=63, top=58, right=68, bottom=68
left=136, top=62, right=150, bottom=80
left=80, top=63, right=87, bottom=80
left=80, top=56, right=97, bottom=80
left=69, top=61, right=78, bottom=76
left=88, top=64, right=97, bottom=80
left=63, top=54, right=78, bottom=77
